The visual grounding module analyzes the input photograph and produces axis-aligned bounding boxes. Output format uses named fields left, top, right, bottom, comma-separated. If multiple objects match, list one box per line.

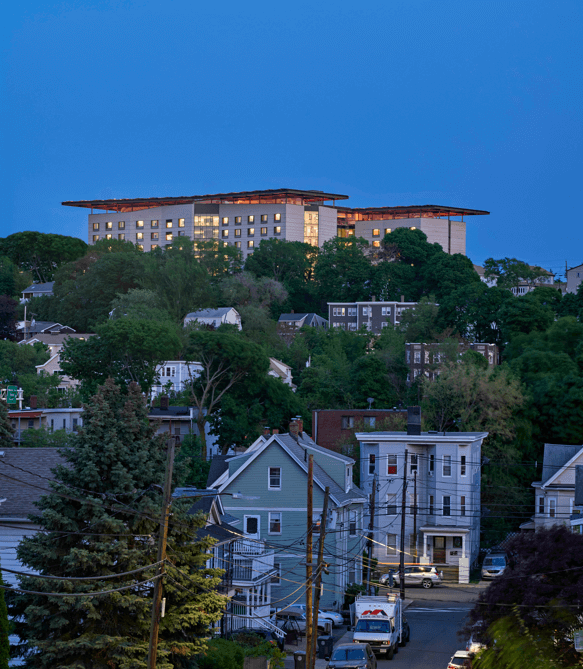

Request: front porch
left=419, top=526, right=472, bottom=583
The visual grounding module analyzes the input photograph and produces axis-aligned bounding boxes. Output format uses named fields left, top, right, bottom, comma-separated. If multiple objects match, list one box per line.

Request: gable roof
left=0, top=448, right=64, bottom=518
left=207, top=455, right=230, bottom=487
left=185, top=308, right=235, bottom=319
left=542, top=444, right=583, bottom=485
left=22, top=282, right=55, bottom=294
left=18, top=333, right=94, bottom=348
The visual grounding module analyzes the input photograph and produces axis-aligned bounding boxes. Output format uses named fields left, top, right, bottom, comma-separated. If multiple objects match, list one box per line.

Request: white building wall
left=318, top=206, right=339, bottom=245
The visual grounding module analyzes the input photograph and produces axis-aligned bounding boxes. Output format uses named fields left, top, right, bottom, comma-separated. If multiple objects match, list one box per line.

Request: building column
left=459, top=534, right=470, bottom=584
left=420, top=534, right=431, bottom=565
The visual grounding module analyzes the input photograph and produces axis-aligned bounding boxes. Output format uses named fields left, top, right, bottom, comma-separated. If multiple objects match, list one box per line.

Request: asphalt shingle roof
left=542, top=443, right=583, bottom=484
left=185, top=308, right=234, bottom=319
left=207, top=455, right=230, bottom=487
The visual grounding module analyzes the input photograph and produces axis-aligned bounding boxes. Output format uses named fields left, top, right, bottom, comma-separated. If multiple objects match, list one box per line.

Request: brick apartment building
left=312, top=409, right=407, bottom=452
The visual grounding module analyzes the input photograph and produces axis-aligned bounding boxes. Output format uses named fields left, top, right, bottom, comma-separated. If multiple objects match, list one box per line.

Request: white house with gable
left=184, top=308, right=242, bottom=330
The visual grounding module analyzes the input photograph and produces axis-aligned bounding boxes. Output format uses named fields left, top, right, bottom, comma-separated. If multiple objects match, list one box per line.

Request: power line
left=0, top=574, right=162, bottom=597
left=0, top=561, right=164, bottom=581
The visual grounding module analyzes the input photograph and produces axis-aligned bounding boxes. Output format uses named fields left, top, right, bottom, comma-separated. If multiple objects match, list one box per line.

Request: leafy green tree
left=109, top=288, right=173, bottom=322
left=8, top=379, right=226, bottom=668
left=0, top=401, right=13, bottom=447
left=195, top=638, right=244, bottom=669
left=193, top=239, right=243, bottom=278
left=498, top=292, right=555, bottom=342
left=219, top=272, right=288, bottom=310
left=0, top=257, right=17, bottom=297
left=0, top=563, right=7, bottom=669
left=0, top=296, right=18, bottom=341
left=61, top=318, right=182, bottom=399
left=398, top=297, right=441, bottom=342
left=483, top=257, right=551, bottom=291
left=314, top=237, right=371, bottom=303
left=20, top=427, right=75, bottom=448
left=0, top=340, right=56, bottom=405
left=175, top=435, right=211, bottom=486
left=0, top=232, right=87, bottom=283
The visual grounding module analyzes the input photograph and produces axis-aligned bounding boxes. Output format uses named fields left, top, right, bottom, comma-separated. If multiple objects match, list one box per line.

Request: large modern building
left=63, top=188, right=489, bottom=260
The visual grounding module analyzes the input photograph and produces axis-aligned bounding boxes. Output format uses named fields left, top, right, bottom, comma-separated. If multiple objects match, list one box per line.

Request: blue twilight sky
left=1, top=0, right=581, bottom=275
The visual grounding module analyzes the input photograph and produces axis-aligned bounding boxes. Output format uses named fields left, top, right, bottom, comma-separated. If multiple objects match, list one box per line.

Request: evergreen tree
left=0, top=401, right=13, bottom=448
left=9, top=379, right=226, bottom=668
left=0, top=563, right=8, bottom=669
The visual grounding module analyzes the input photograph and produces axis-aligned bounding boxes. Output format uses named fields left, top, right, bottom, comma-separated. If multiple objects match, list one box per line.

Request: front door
left=433, top=536, right=446, bottom=563
left=244, top=515, right=261, bottom=540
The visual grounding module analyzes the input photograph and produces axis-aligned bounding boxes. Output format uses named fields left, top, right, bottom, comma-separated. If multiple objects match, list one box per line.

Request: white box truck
left=350, top=594, right=404, bottom=660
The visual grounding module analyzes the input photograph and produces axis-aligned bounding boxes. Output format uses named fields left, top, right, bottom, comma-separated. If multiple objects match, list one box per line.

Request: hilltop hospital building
left=63, top=188, right=489, bottom=259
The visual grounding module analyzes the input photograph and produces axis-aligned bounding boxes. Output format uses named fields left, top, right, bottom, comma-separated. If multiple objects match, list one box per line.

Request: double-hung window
left=548, top=498, right=556, bottom=518
left=268, top=467, right=281, bottom=490
left=386, top=534, right=397, bottom=556
left=349, top=511, right=357, bottom=537
left=269, top=512, right=282, bottom=534
left=460, top=455, right=467, bottom=476
left=387, top=455, right=397, bottom=475
left=443, top=496, right=451, bottom=516
left=443, top=455, right=452, bottom=477
left=538, top=496, right=545, bottom=515
left=341, top=416, right=354, bottom=429
left=368, top=454, right=376, bottom=475
left=410, top=453, right=418, bottom=474
left=460, top=495, right=466, bottom=516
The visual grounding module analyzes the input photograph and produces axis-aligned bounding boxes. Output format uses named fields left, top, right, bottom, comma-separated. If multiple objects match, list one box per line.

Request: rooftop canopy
left=337, top=204, right=490, bottom=221
left=62, top=188, right=350, bottom=212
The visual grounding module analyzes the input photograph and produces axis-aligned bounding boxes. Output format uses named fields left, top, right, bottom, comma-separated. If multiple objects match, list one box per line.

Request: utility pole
left=147, top=438, right=175, bottom=669
left=305, top=454, right=314, bottom=669
left=310, top=486, right=330, bottom=669
left=363, top=475, right=376, bottom=595
left=399, top=449, right=408, bottom=602
left=413, top=470, right=417, bottom=564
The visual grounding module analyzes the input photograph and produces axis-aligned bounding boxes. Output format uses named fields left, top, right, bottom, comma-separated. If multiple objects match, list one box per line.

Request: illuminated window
left=151, top=232, right=159, bottom=240
left=166, top=220, right=173, bottom=228
left=248, top=215, right=254, bottom=223
left=165, top=232, right=172, bottom=241
left=193, top=215, right=219, bottom=240
left=105, top=222, right=113, bottom=230
left=274, top=226, right=281, bottom=235
left=234, top=241, right=241, bottom=248
left=373, top=241, right=380, bottom=248
left=118, top=221, right=125, bottom=229
left=178, top=218, right=185, bottom=227
left=118, top=233, right=125, bottom=240
left=222, top=230, right=229, bottom=238
left=222, top=217, right=229, bottom=225
left=105, top=233, right=112, bottom=240
left=372, top=228, right=380, bottom=237
left=261, top=227, right=267, bottom=235
left=261, top=214, right=268, bottom=222
left=92, top=235, right=99, bottom=242
left=235, top=216, right=241, bottom=224
left=136, top=232, right=144, bottom=240
left=151, top=244, right=158, bottom=250
left=248, top=228, right=255, bottom=237
left=234, top=229, right=241, bottom=238
left=92, top=223, right=99, bottom=230
left=274, top=213, right=281, bottom=221
left=247, top=240, right=254, bottom=248
left=151, top=220, right=159, bottom=228
left=385, top=228, right=391, bottom=235
left=137, top=244, right=143, bottom=251
left=410, top=226, right=416, bottom=230
left=136, top=220, right=144, bottom=228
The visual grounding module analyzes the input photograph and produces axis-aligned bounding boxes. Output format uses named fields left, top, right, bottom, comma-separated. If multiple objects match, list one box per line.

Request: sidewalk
left=283, top=600, right=413, bottom=668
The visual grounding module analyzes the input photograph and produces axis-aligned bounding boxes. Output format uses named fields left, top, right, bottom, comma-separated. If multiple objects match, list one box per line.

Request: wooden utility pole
left=413, top=470, right=417, bottom=563
left=310, top=486, right=330, bottom=669
left=305, top=454, right=314, bottom=669
left=147, top=439, right=175, bottom=669
left=363, top=475, right=376, bottom=595
left=399, top=449, right=408, bottom=602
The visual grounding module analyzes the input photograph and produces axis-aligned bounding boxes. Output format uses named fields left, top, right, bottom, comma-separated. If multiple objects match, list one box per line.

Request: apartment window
left=105, top=221, right=113, bottom=230
left=105, top=234, right=112, bottom=240
left=118, top=221, right=125, bottom=229
left=137, top=244, right=144, bottom=251
left=368, top=454, right=376, bottom=475
left=349, top=511, right=357, bottom=537
left=27, top=419, right=34, bottom=428
left=136, top=220, right=144, bottom=228
left=274, top=226, right=281, bottom=235
left=372, top=228, right=380, bottom=237
left=429, top=454, right=435, bottom=473
left=151, top=244, right=158, bottom=249
left=348, top=560, right=356, bottom=583
left=372, top=241, right=380, bottom=248
left=387, top=495, right=397, bottom=515
left=136, top=232, right=144, bottom=240
left=261, top=227, right=267, bottom=236
left=461, top=496, right=466, bottom=517
left=62, top=419, right=67, bottom=429
left=443, top=496, right=451, bottom=516
left=348, top=307, right=357, bottom=317
left=548, top=498, right=556, bottom=518
left=178, top=218, right=185, bottom=227
left=234, top=229, right=241, bottom=238
left=410, top=453, right=418, bottom=473
left=261, top=214, right=268, bottom=222
left=235, top=241, right=241, bottom=248
left=272, top=563, right=281, bottom=585
left=429, top=495, right=434, bottom=515
left=269, top=512, right=282, bottom=534
left=410, top=226, right=416, bottom=230
left=93, top=222, right=99, bottom=230
left=151, top=220, right=159, bottom=228
left=409, top=493, right=417, bottom=514
left=161, top=366, right=176, bottom=377
left=248, top=228, right=255, bottom=236
left=92, top=235, right=99, bottom=242
left=387, top=455, right=397, bottom=475
left=443, top=455, right=452, bottom=477
left=166, top=220, right=173, bottom=228
left=460, top=455, right=467, bottom=476
left=222, top=217, right=229, bottom=225
left=222, top=230, right=229, bottom=238
left=362, top=306, right=370, bottom=315
left=386, top=533, right=397, bottom=556
left=235, top=216, right=242, bottom=224
left=385, top=228, right=391, bottom=235
left=247, top=240, right=254, bottom=249
left=538, top=496, right=545, bottom=515
left=151, top=232, right=159, bottom=241
left=341, top=416, right=354, bottom=429
left=166, top=233, right=172, bottom=241
left=333, top=307, right=346, bottom=317
left=248, top=215, right=254, bottom=223
left=363, top=416, right=376, bottom=428
left=381, top=306, right=391, bottom=316
left=118, top=233, right=125, bottom=240
left=414, top=351, right=421, bottom=364
left=274, top=213, right=281, bottom=221
left=268, top=466, right=281, bottom=490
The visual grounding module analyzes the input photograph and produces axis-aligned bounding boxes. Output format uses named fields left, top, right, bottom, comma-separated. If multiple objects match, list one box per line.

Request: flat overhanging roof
left=62, top=188, right=350, bottom=212
left=338, top=204, right=490, bottom=219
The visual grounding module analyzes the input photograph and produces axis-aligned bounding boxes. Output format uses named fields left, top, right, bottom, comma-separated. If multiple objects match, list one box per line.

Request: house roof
left=278, top=313, right=326, bottom=325
left=355, top=431, right=489, bottom=442
left=148, top=406, right=192, bottom=418
left=185, top=308, right=235, bottom=319
left=0, top=448, right=64, bottom=518
left=542, top=444, right=583, bottom=484
left=207, top=455, right=230, bottom=488
left=278, top=313, right=308, bottom=322
left=22, top=282, right=55, bottom=294
left=24, top=322, right=76, bottom=335
left=18, top=333, right=94, bottom=348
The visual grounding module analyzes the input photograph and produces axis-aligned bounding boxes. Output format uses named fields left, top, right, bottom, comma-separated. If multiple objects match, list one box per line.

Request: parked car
left=386, top=566, right=443, bottom=588
left=294, top=604, right=344, bottom=626
left=378, top=569, right=397, bottom=586
left=481, top=553, right=507, bottom=580
left=326, top=642, right=377, bottom=669
left=447, top=650, right=473, bottom=668
left=466, top=622, right=487, bottom=653
left=272, top=607, right=332, bottom=634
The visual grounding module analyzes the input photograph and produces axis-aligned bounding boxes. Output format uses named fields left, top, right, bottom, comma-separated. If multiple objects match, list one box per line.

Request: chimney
left=272, top=429, right=280, bottom=434
left=407, top=406, right=421, bottom=435
left=160, top=395, right=169, bottom=410
left=401, top=295, right=405, bottom=303
left=29, top=395, right=37, bottom=409
left=263, top=427, right=271, bottom=437
left=289, top=420, right=299, bottom=437
left=371, top=295, right=376, bottom=302
left=296, top=416, right=304, bottom=435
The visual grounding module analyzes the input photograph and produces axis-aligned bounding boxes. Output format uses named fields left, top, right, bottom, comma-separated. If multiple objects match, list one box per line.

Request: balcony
left=232, top=540, right=275, bottom=584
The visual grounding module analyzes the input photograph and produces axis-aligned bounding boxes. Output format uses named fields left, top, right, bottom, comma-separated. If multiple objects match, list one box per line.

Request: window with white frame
left=341, top=416, right=354, bottom=429
left=409, top=493, right=417, bottom=514
left=333, top=307, right=346, bottom=317
left=410, top=453, right=418, bottom=473
left=362, top=306, right=370, bottom=315
left=161, top=366, right=176, bottom=377
left=414, top=351, right=421, bottom=363
left=381, top=306, right=391, bottom=316
left=460, top=454, right=467, bottom=476
left=368, top=454, right=376, bottom=475
left=348, top=560, right=357, bottom=583
left=269, top=512, right=282, bottom=534
left=429, top=454, right=435, bottom=473
left=548, top=497, right=556, bottom=518
left=386, top=533, right=397, bottom=556
left=460, top=495, right=466, bottom=516
left=443, top=496, right=451, bottom=516
left=443, top=455, right=452, bottom=477
left=363, top=416, right=376, bottom=427
left=387, top=495, right=397, bottom=515
left=348, top=322, right=357, bottom=330
left=406, top=350, right=411, bottom=363
left=538, top=496, right=545, bottom=515
left=268, top=467, right=281, bottom=490
left=272, top=562, right=281, bottom=585
left=349, top=511, right=357, bottom=537
left=387, top=455, right=397, bottom=475
left=348, top=307, right=357, bottom=316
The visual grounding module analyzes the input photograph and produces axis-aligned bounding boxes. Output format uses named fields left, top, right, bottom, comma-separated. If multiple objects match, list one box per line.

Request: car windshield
left=484, top=557, right=505, bottom=566
left=355, top=620, right=390, bottom=633
left=450, top=656, right=469, bottom=667
left=331, top=648, right=366, bottom=661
